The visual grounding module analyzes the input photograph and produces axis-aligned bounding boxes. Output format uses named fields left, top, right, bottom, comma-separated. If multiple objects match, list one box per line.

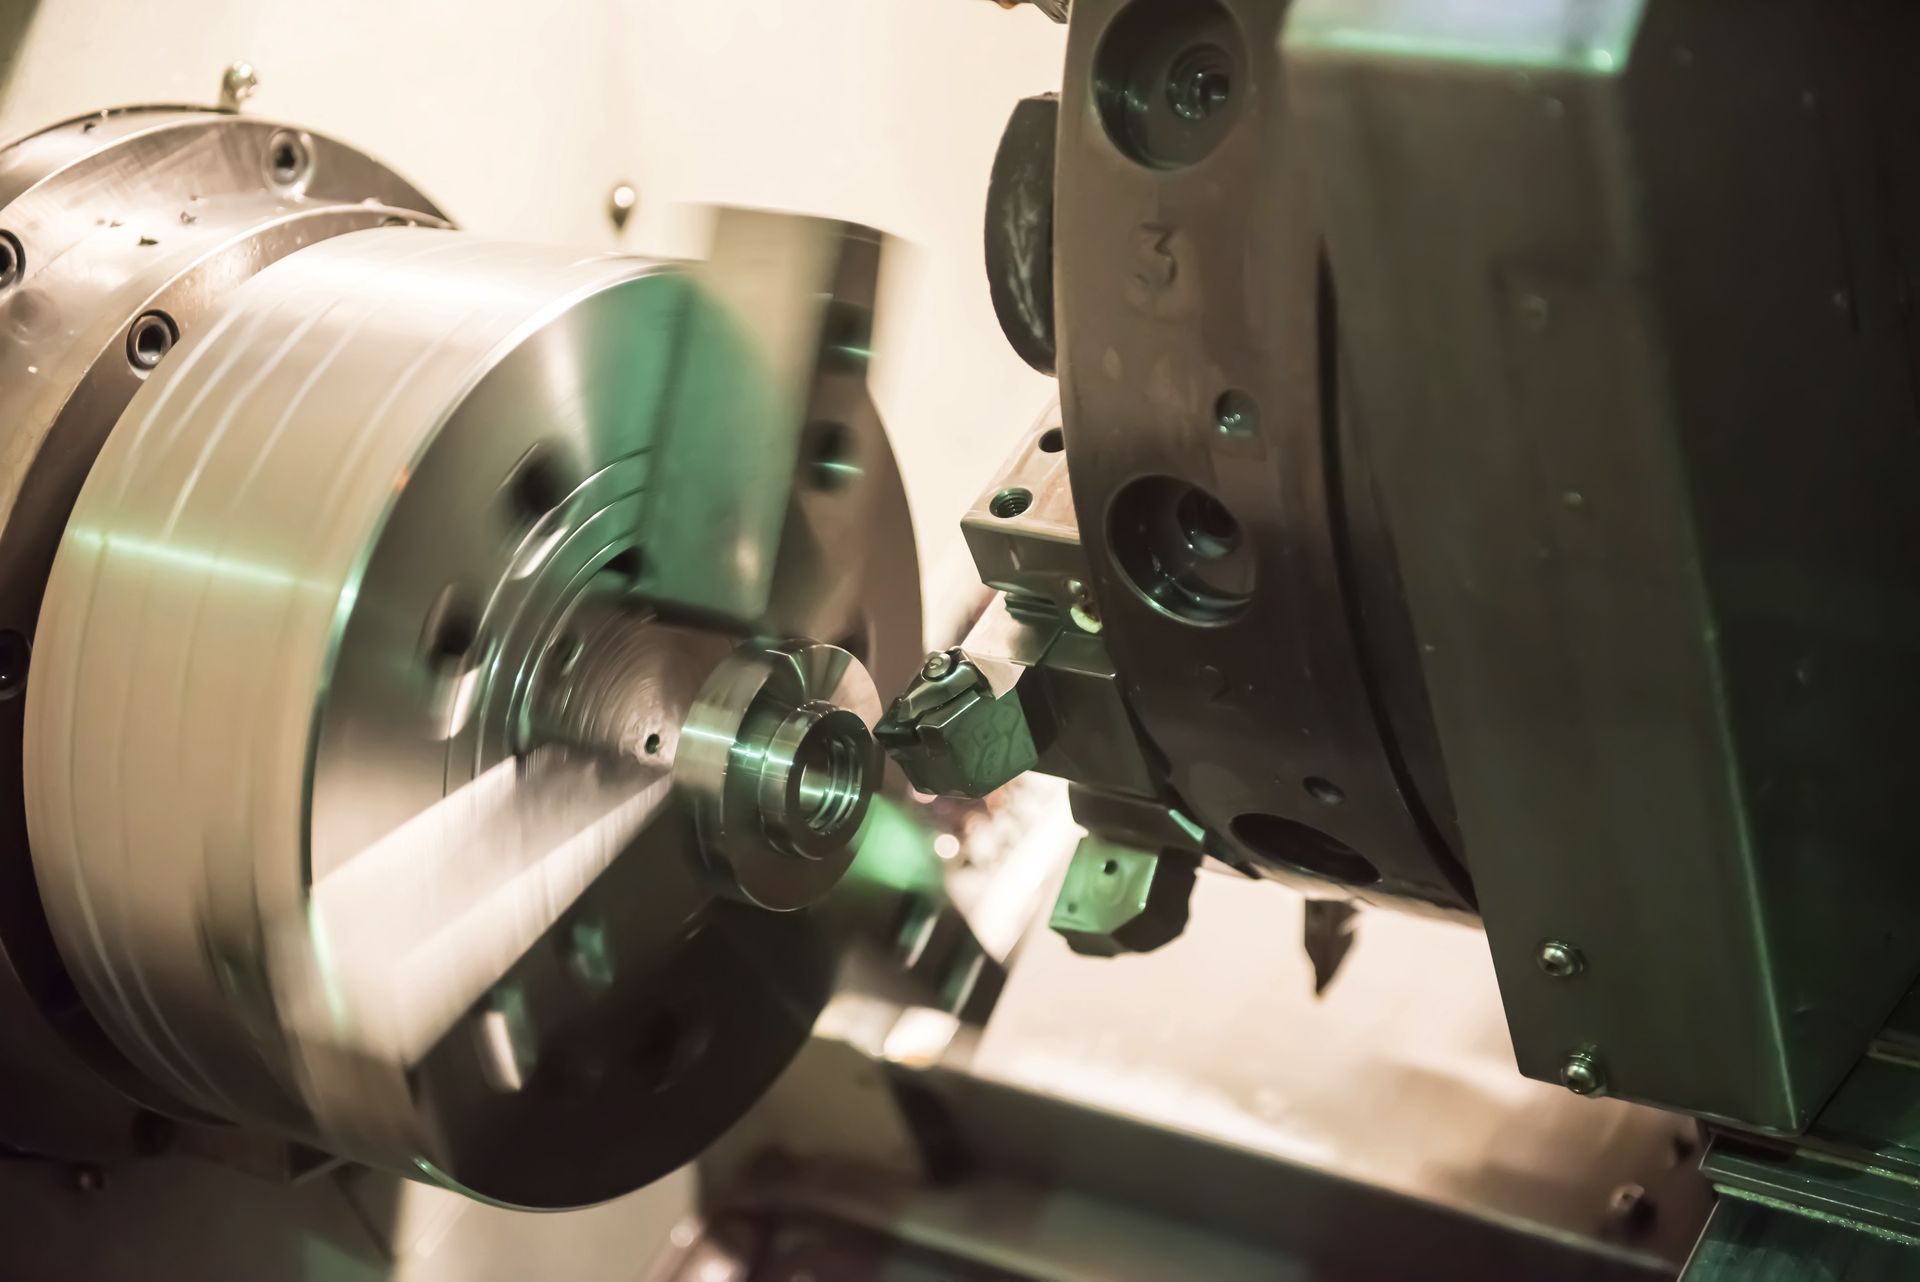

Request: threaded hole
left=990, top=487, right=1033, bottom=519
left=797, top=724, right=867, bottom=836
left=266, top=130, right=310, bottom=186
left=127, top=311, right=177, bottom=371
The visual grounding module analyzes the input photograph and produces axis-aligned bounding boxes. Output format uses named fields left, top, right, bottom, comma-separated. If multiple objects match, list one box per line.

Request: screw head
left=219, top=61, right=259, bottom=110
left=607, top=182, right=638, bottom=231
left=1167, top=51, right=1231, bottom=122
left=1537, top=939, right=1584, bottom=978
left=1607, top=1182, right=1654, bottom=1234
left=1561, top=1049, right=1606, bottom=1096
left=921, top=652, right=954, bottom=680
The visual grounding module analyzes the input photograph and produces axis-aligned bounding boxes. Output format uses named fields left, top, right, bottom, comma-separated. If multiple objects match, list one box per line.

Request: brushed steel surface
left=22, top=225, right=909, bottom=1205
left=0, top=106, right=444, bottom=1159
left=679, top=641, right=882, bottom=911
left=1287, top=0, right=1920, bottom=1130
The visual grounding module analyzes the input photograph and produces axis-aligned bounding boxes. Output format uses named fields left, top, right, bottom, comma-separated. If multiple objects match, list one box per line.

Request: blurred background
left=0, top=0, right=1067, bottom=619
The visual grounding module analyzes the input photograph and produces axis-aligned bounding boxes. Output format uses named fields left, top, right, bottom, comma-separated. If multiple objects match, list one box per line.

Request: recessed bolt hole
left=990, top=487, right=1033, bottom=519
left=1094, top=1, right=1244, bottom=169
left=643, top=732, right=662, bottom=756
left=126, top=311, right=177, bottom=371
left=1101, top=858, right=1119, bottom=876
left=1065, top=901, right=1079, bottom=914
left=1110, top=476, right=1255, bottom=624
left=547, top=632, right=583, bottom=676
left=1168, top=45, right=1232, bottom=121
left=1038, top=426, right=1064, bottom=454
left=0, top=629, right=29, bottom=700
left=421, top=588, right=481, bottom=670
left=0, top=231, right=22, bottom=289
left=604, top=546, right=645, bottom=582
left=506, top=445, right=572, bottom=529
left=265, top=130, right=310, bottom=186
left=1176, top=487, right=1239, bottom=559
left=820, top=301, right=872, bottom=370
left=1303, top=776, right=1345, bottom=806
left=806, top=420, right=857, bottom=492
left=1215, top=389, right=1258, bottom=437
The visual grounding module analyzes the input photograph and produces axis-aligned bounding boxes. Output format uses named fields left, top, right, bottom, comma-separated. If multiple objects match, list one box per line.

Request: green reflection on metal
left=66, top=525, right=325, bottom=594
left=1288, top=0, right=1645, bottom=75
left=307, top=900, right=348, bottom=1030
left=843, top=794, right=943, bottom=898
left=299, top=1230, right=385, bottom=1281
left=812, top=458, right=864, bottom=489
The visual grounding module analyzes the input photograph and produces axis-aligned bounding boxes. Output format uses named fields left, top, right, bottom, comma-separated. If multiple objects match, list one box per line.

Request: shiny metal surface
left=0, top=106, right=443, bottom=1160
left=1287, top=0, right=1920, bottom=1129
left=705, top=840, right=1711, bottom=1279
left=959, top=405, right=1082, bottom=618
left=645, top=211, right=884, bottom=643
left=680, top=641, right=882, bottom=911
left=876, top=643, right=1039, bottom=801
left=1047, top=838, right=1194, bottom=957
left=1682, top=1198, right=1920, bottom=1281
left=1688, top=985, right=1920, bottom=1264
left=1051, top=0, right=1470, bottom=913
left=23, top=221, right=915, bottom=1206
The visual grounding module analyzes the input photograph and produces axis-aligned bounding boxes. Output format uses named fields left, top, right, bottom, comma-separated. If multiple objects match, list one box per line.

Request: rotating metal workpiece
left=0, top=106, right=449, bottom=1166
left=0, top=107, right=919, bottom=1207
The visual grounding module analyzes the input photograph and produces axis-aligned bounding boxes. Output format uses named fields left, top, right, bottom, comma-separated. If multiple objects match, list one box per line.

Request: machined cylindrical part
left=21, top=213, right=907, bottom=1206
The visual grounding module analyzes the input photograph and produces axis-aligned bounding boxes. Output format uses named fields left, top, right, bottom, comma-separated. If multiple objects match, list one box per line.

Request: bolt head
left=1561, top=1050, right=1606, bottom=1096
left=607, top=182, right=638, bottom=231
left=1609, top=1182, right=1648, bottom=1218
left=220, top=61, right=259, bottom=108
left=921, top=651, right=954, bottom=680
left=1606, top=1182, right=1657, bottom=1239
left=1537, top=939, right=1585, bottom=978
